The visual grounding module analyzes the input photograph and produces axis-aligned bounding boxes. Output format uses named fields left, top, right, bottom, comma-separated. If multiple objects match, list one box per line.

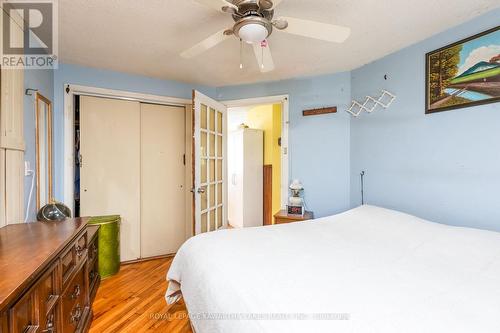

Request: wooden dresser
left=0, top=218, right=100, bottom=333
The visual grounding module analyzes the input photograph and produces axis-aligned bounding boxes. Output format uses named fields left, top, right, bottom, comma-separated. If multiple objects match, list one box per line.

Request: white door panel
left=80, top=96, right=141, bottom=262
left=140, top=103, right=186, bottom=257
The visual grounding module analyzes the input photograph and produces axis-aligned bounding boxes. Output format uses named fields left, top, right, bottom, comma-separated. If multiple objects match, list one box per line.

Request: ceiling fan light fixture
left=239, top=23, right=268, bottom=43
left=234, top=17, right=272, bottom=44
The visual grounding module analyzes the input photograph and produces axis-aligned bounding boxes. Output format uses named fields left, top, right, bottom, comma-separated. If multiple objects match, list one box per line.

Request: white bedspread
left=166, top=205, right=500, bottom=333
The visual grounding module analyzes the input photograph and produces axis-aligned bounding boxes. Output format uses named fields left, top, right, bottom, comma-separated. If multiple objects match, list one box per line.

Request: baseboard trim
left=121, top=253, right=176, bottom=265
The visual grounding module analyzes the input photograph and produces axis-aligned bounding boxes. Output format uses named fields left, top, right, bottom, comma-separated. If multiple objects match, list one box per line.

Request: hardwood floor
left=90, top=258, right=193, bottom=333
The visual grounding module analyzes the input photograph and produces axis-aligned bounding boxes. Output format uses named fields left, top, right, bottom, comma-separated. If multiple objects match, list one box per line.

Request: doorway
left=227, top=103, right=284, bottom=227
left=190, top=92, right=289, bottom=234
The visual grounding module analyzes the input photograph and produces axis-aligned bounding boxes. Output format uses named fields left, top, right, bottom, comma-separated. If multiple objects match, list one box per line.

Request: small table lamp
left=288, top=179, right=304, bottom=215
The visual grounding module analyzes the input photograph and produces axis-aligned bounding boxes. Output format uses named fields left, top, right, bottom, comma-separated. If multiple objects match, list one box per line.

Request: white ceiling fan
left=181, top=0, right=351, bottom=72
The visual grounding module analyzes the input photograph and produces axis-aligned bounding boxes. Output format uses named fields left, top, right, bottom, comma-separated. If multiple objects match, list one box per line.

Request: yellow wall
left=246, top=104, right=282, bottom=218
left=271, top=104, right=282, bottom=218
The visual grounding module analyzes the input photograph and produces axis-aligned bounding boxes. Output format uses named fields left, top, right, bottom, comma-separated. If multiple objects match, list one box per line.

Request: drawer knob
left=42, top=314, right=55, bottom=333
left=70, top=284, right=81, bottom=299
left=76, top=245, right=85, bottom=258
left=70, top=305, right=82, bottom=325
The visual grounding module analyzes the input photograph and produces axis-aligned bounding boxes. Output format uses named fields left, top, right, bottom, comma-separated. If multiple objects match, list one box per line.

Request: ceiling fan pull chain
left=261, top=44, right=264, bottom=69
left=239, top=39, right=243, bottom=69
left=261, top=40, right=267, bottom=69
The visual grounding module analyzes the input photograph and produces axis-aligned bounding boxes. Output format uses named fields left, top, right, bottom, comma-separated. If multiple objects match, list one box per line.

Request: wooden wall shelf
left=302, top=107, right=337, bottom=117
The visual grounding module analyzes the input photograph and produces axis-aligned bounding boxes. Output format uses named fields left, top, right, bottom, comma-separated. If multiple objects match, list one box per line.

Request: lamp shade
left=289, top=179, right=304, bottom=191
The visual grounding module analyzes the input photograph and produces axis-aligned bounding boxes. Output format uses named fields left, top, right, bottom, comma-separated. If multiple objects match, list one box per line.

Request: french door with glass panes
left=192, top=91, right=227, bottom=234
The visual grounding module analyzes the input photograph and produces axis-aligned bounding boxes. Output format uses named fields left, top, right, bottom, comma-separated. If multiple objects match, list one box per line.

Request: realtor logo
left=1, top=0, right=58, bottom=69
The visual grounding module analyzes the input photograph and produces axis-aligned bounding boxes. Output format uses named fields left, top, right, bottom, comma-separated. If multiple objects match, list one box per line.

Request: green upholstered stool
left=88, top=215, right=121, bottom=279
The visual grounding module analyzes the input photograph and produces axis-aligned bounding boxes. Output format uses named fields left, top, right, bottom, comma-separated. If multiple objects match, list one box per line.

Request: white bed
left=166, top=205, right=500, bottom=333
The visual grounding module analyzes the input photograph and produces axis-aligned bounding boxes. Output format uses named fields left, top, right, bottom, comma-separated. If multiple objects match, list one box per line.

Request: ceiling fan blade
left=253, top=41, right=275, bottom=73
left=272, top=0, right=284, bottom=9
left=180, top=29, right=231, bottom=59
left=278, top=16, right=350, bottom=43
left=193, top=0, right=237, bottom=13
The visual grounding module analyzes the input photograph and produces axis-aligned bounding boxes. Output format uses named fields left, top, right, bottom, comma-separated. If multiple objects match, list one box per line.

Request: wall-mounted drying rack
left=347, top=90, right=396, bottom=117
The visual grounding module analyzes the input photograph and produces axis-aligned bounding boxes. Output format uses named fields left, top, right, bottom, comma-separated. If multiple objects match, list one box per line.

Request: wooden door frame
left=223, top=95, right=290, bottom=211
left=263, top=164, right=273, bottom=225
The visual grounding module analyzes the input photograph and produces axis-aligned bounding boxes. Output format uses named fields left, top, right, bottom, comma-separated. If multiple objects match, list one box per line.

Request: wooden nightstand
left=274, top=210, right=314, bottom=225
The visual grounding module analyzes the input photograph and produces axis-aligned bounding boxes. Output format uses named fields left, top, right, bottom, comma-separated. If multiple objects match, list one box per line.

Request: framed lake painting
left=426, top=26, right=500, bottom=114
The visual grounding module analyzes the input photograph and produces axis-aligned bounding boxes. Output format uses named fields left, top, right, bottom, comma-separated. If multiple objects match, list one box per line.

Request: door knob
left=197, top=187, right=206, bottom=194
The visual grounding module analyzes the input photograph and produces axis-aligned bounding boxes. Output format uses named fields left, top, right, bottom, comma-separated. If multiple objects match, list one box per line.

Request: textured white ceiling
left=59, top=0, right=500, bottom=87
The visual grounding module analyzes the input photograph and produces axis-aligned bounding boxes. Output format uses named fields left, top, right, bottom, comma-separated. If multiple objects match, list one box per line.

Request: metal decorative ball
left=37, top=202, right=72, bottom=221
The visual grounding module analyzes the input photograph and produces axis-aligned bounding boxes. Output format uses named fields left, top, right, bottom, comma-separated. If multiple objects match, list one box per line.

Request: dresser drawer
left=61, top=245, right=76, bottom=289
left=76, top=232, right=88, bottom=265
left=8, top=287, right=38, bottom=333
left=88, top=236, right=98, bottom=264
left=88, top=259, right=99, bottom=288
left=88, top=259, right=99, bottom=304
left=38, top=262, right=60, bottom=318
left=62, top=264, right=87, bottom=333
left=61, top=232, right=88, bottom=289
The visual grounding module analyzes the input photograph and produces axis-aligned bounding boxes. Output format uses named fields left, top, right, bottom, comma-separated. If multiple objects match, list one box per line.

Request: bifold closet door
left=140, top=103, right=186, bottom=258
left=80, top=96, right=141, bottom=262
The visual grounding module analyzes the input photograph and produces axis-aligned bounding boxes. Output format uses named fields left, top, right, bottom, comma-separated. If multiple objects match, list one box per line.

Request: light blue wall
left=23, top=8, right=499, bottom=228
left=52, top=63, right=216, bottom=202
left=23, top=69, right=54, bottom=221
left=350, top=8, right=500, bottom=231
left=217, top=73, right=352, bottom=217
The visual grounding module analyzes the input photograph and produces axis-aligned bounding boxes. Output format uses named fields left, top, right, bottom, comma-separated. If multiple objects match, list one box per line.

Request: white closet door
left=80, top=96, right=141, bottom=262
left=140, top=103, right=186, bottom=258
